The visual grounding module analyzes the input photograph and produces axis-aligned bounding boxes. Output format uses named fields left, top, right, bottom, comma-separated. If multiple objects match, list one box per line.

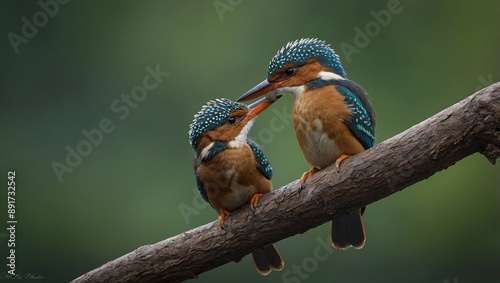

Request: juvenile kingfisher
left=188, top=97, right=284, bottom=275
left=237, top=38, right=376, bottom=250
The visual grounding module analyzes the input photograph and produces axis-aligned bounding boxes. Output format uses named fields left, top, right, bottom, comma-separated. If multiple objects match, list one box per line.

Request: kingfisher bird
left=236, top=38, right=376, bottom=250
left=188, top=97, right=284, bottom=275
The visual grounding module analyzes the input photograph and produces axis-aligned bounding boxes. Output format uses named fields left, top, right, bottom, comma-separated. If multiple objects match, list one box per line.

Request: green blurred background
left=1, top=1, right=499, bottom=282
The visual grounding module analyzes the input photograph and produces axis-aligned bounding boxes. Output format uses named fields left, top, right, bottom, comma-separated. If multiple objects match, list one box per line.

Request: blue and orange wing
left=194, top=160, right=209, bottom=203
left=247, top=138, right=273, bottom=180
left=335, top=81, right=375, bottom=149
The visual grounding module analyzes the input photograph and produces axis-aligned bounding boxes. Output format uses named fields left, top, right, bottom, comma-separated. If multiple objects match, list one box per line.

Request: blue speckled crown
left=267, top=38, right=347, bottom=78
left=188, top=98, right=246, bottom=150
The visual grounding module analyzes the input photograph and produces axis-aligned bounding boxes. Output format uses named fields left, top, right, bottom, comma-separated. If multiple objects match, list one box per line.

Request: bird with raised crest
left=237, top=38, right=376, bottom=250
left=188, top=96, right=284, bottom=275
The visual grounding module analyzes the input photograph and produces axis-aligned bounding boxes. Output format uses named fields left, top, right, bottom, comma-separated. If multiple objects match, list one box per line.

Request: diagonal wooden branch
left=72, top=83, right=500, bottom=283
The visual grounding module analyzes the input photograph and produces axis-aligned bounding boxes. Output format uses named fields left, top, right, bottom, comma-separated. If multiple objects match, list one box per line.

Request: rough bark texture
left=72, top=83, right=500, bottom=283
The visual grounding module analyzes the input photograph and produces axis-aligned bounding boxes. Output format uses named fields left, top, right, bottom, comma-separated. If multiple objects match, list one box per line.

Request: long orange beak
left=237, top=79, right=283, bottom=102
left=244, top=95, right=283, bottom=122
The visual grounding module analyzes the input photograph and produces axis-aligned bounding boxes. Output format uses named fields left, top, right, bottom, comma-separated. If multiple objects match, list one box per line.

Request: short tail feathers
left=251, top=244, right=284, bottom=275
left=330, top=208, right=366, bottom=249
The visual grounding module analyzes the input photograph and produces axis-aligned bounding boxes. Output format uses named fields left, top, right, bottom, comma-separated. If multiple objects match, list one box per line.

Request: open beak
left=244, top=94, right=283, bottom=122
left=237, top=79, right=284, bottom=102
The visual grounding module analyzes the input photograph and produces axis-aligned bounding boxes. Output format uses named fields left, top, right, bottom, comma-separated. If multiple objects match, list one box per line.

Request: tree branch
left=72, top=83, right=500, bottom=283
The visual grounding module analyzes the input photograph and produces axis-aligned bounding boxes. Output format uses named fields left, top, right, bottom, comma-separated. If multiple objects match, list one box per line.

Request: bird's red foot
left=218, top=209, right=230, bottom=229
left=299, top=167, right=320, bottom=191
left=335, top=154, right=351, bottom=172
left=250, top=193, right=263, bottom=210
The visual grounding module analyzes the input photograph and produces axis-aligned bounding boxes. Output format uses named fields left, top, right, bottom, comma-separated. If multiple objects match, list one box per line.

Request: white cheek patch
left=199, top=141, right=214, bottom=161
left=318, top=71, right=345, bottom=81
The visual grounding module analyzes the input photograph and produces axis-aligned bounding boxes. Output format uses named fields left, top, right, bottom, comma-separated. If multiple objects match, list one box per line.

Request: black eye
left=228, top=117, right=236, bottom=124
left=285, top=68, right=296, bottom=76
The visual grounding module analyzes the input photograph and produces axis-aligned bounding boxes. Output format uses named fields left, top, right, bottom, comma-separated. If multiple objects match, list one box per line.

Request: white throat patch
left=280, top=85, right=305, bottom=96
left=228, top=119, right=254, bottom=148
